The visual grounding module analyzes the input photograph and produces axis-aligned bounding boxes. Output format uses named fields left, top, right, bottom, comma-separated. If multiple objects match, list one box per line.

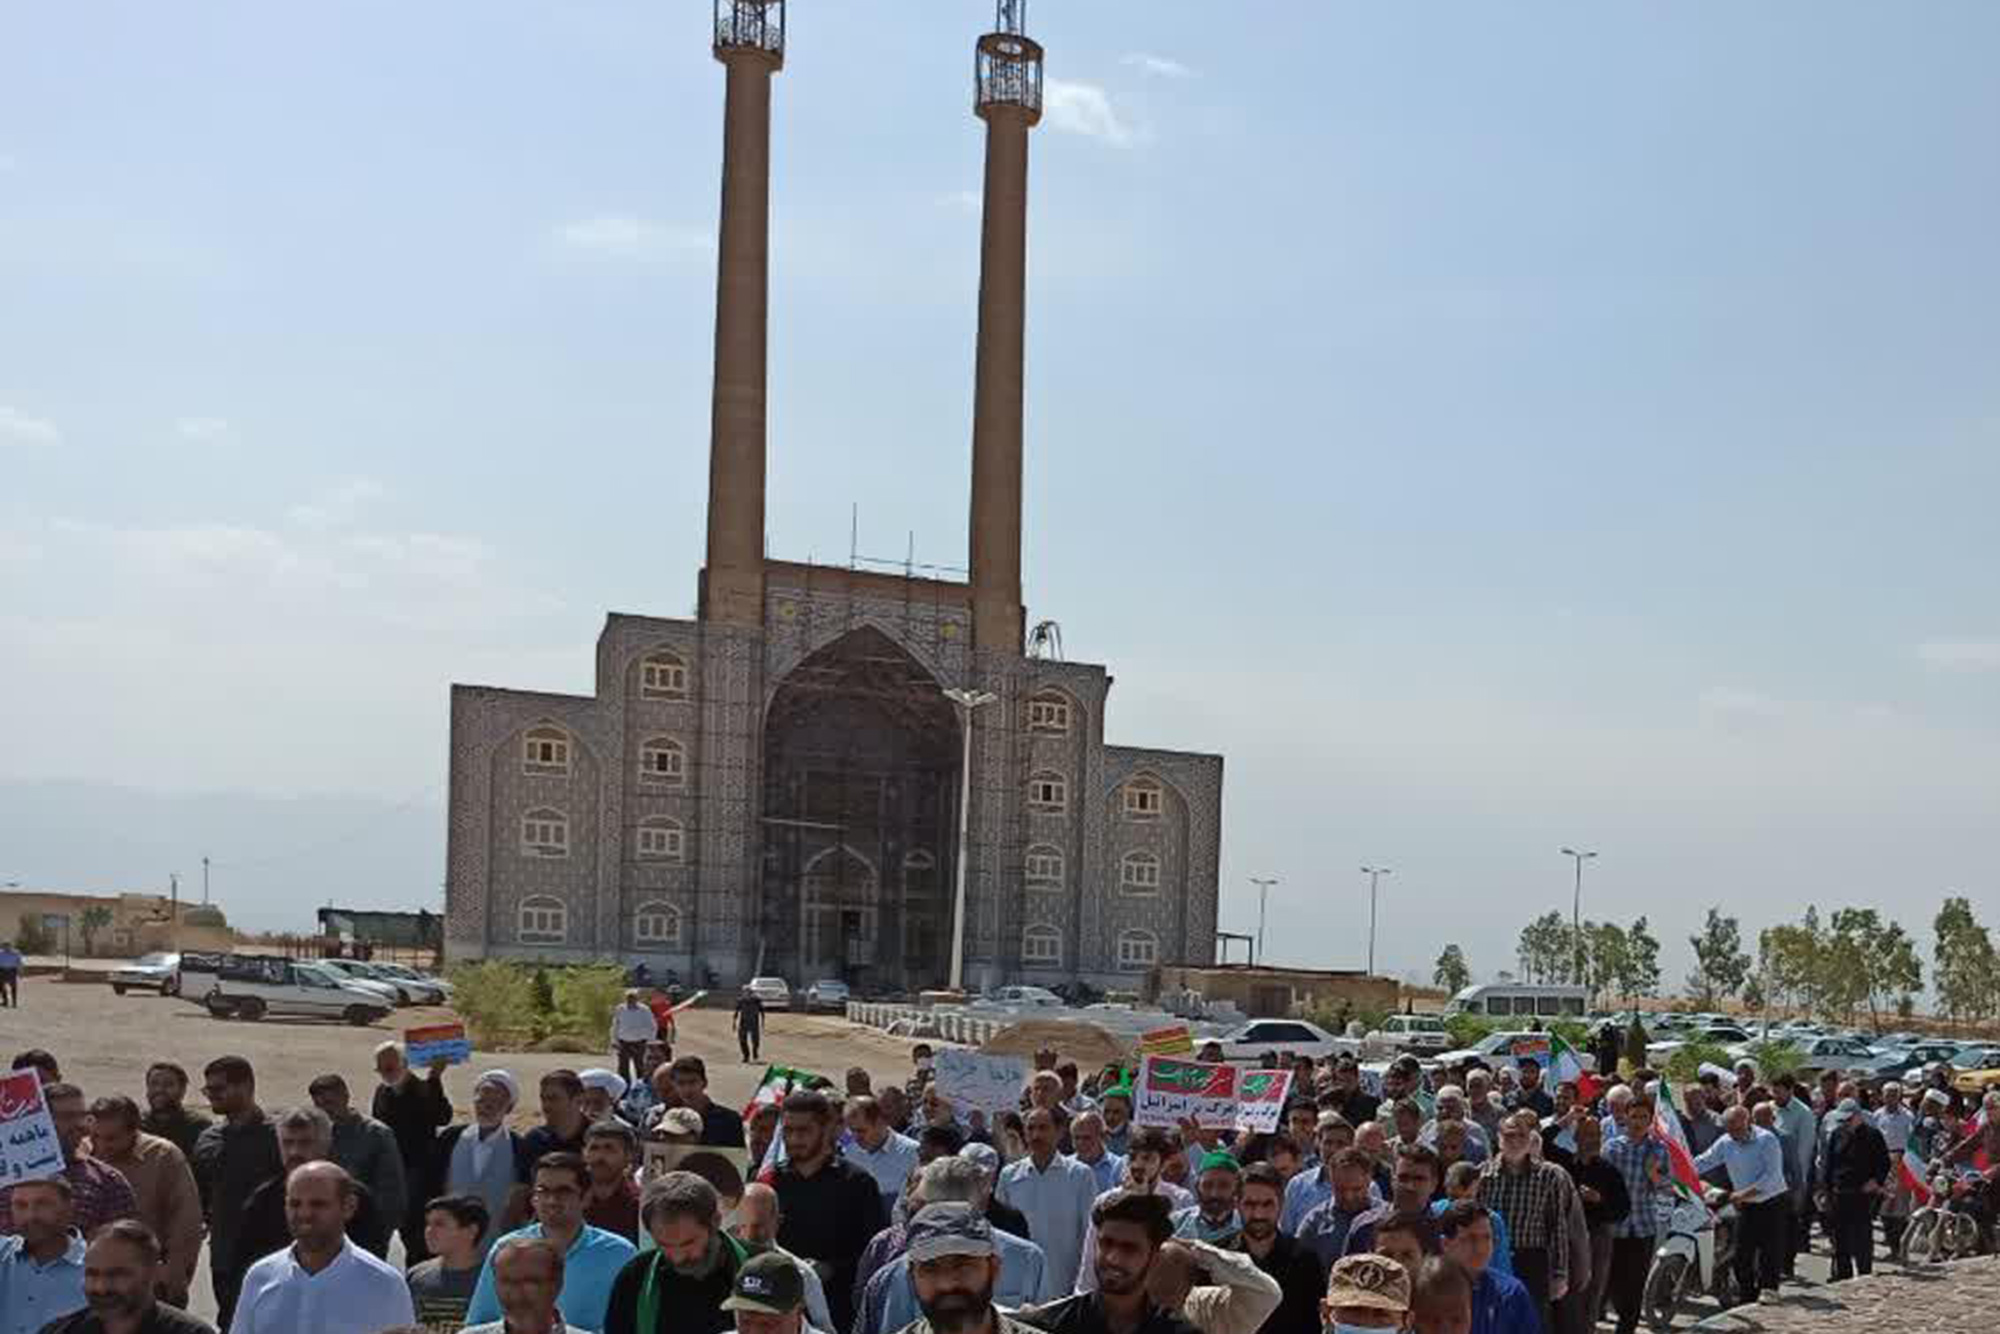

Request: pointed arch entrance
left=761, top=626, right=961, bottom=990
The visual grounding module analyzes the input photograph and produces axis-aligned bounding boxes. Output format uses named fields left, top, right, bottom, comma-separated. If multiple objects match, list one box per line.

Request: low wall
left=845, top=1001, right=1007, bottom=1046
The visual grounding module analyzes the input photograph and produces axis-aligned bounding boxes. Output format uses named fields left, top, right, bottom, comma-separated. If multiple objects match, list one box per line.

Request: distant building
left=0, top=889, right=233, bottom=958
left=443, top=4, right=1223, bottom=991
left=318, top=906, right=442, bottom=953
left=1149, top=964, right=1403, bottom=1020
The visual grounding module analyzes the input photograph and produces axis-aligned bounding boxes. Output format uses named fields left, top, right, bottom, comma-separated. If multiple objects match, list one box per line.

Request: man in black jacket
left=1236, top=1164, right=1322, bottom=1334
left=1821, top=1084, right=1891, bottom=1281
left=233, top=1105, right=389, bottom=1274
left=371, top=1039, right=453, bottom=1262
left=773, top=1089, right=887, bottom=1333
left=189, top=1055, right=283, bottom=1332
left=603, top=1171, right=752, bottom=1334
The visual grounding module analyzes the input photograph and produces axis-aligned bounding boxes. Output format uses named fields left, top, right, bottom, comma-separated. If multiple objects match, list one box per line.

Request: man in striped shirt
left=1600, top=1096, right=1669, bottom=1334
left=1477, top=1110, right=1574, bottom=1329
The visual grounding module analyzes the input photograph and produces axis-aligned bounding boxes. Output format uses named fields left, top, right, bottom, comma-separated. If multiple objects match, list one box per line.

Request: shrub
left=1663, top=1041, right=1733, bottom=1085
left=1445, top=1012, right=1499, bottom=1049
left=1739, top=1039, right=1804, bottom=1083
left=445, top=960, right=538, bottom=1048
left=553, top=965, right=628, bottom=1045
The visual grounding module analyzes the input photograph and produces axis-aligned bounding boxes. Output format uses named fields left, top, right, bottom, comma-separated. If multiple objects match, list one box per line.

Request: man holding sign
left=371, top=1039, right=454, bottom=1264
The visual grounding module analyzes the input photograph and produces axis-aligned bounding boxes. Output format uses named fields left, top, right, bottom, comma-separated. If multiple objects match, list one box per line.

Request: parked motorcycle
left=1644, top=1187, right=1738, bottom=1331
left=1900, top=1162, right=1989, bottom=1262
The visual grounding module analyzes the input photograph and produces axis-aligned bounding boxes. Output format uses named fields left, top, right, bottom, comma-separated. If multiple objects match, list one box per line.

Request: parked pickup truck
left=180, top=953, right=392, bottom=1026
left=1363, top=1013, right=1453, bottom=1057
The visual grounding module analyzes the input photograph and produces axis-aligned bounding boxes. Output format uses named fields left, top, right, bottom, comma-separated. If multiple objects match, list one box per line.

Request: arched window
left=639, top=737, right=687, bottom=787
left=635, top=817, right=685, bottom=863
left=1024, top=844, right=1065, bottom=889
left=1123, top=778, right=1164, bottom=820
left=1119, top=850, right=1161, bottom=894
left=518, top=895, right=568, bottom=943
left=1028, top=692, right=1072, bottom=734
left=523, top=726, right=571, bottom=776
left=634, top=901, right=682, bottom=947
left=1023, top=924, right=1064, bottom=966
left=903, top=850, right=937, bottom=873
left=1116, top=929, right=1159, bottom=971
left=1027, top=770, right=1068, bottom=813
left=520, top=808, right=569, bottom=859
left=640, top=652, right=689, bottom=700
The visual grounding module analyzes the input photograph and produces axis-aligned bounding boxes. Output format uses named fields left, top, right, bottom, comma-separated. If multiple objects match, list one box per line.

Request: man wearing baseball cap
left=1321, top=1253, right=1412, bottom=1332
left=897, top=1202, right=1042, bottom=1334
left=722, top=1250, right=814, bottom=1334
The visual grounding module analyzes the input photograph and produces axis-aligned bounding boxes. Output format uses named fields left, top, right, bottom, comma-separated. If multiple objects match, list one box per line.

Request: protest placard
left=642, top=1142, right=751, bottom=1199
left=1234, top=1070, right=1294, bottom=1133
left=1134, top=1055, right=1241, bottom=1129
left=405, top=1022, right=472, bottom=1067
left=935, top=1050, right=1029, bottom=1115
left=0, top=1071, right=65, bottom=1184
left=1139, top=1025, right=1195, bottom=1057
left=1509, top=1036, right=1551, bottom=1062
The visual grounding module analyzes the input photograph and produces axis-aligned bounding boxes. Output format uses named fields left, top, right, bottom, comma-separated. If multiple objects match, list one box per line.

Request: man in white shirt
left=844, top=1096, right=921, bottom=1210
left=228, top=1162, right=415, bottom=1334
left=609, top=991, right=660, bottom=1089
left=995, top=1108, right=1099, bottom=1295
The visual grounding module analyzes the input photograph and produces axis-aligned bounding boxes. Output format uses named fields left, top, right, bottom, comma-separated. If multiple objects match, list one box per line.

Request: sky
left=4, top=3, right=1998, bottom=986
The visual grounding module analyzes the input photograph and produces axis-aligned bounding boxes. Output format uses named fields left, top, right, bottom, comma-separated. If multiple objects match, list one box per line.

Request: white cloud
left=1044, top=80, right=1136, bottom=148
left=286, top=478, right=388, bottom=530
left=555, top=215, right=712, bottom=264
left=175, top=416, right=231, bottom=443
left=938, top=190, right=982, bottom=215
left=1917, top=640, right=2000, bottom=672
left=0, top=405, right=61, bottom=448
left=1121, top=53, right=1195, bottom=79
left=345, top=532, right=493, bottom=584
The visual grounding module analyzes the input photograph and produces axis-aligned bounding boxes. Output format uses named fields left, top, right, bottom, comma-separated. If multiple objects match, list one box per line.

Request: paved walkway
left=1691, top=1256, right=1997, bottom=1331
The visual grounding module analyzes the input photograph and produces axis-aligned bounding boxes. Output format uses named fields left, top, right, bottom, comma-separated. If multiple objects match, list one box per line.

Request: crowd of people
left=3, top=996, right=1998, bottom=1334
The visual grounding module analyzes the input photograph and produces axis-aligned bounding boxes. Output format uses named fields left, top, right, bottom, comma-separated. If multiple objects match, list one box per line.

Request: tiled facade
left=445, top=576, right=1223, bottom=990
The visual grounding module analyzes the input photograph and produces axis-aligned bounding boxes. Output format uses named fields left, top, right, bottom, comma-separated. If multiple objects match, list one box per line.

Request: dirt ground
left=0, top=972, right=926, bottom=1325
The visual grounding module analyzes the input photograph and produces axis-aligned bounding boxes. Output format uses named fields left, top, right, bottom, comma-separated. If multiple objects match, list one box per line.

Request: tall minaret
left=968, top=1, right=1043, bottom=655
left=702, top=1, right=785, bottom=627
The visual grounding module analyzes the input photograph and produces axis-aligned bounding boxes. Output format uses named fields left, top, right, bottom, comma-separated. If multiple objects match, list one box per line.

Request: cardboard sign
left=0, top=1071, right=65, bottom=1184
left=935, top=1050, right=1029, bottom=1115
left=1140, top=1025, right=1195, bottom=1057
left=405, top=1022, right=472, bottom=1067
left=1234, top=1070, right=1295, bottom=1133
left=1134, top=1055, right=1241, bottom=1129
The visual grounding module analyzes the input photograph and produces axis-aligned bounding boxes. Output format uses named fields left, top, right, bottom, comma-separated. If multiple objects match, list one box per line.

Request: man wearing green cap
left=1171, top=1153, right=1244, bottom=1247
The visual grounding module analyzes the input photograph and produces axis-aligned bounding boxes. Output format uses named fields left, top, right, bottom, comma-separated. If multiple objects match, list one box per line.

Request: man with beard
left=37, top=1219, right=217, bottom=1334
left=83, top=1096, right=203, bottom=1309
left=465, top=1153, right=638, bottom=1332
left=189, top=1056, right=283, bottom=1331
left=583, top=1121, right=643, bottom=1242
left=602, top=1171, right=754, bottom=1334
left=1017, top=1190, right=1278, bottom=1334
left=0, top=1176, right=87, bottom=1333
left=367, top=1040, right=452, bottom=1264
left=772, top=1089, right=887, bottom=1334
left=1820, top=1082, right=1891, bottom=1282
left=1295, top=1149, right=1379, bottom=1270
left=1172, top=1153, right=1244, bottom=1247
left=721, top=1251, right=814, bottom=1334
left=1328, top=1061, right=1381, bottom=1129
left=1510, top=1062, right=1554, bottom=1121
left=229, top=1163, right=416, bottom=1334
left=1279, top=1115, right=1355, bottom=1233
left=458, top=1236, right=567, bottom=1334
left=522, top=1071, right=593, bottom=1175
left=855, top=1165, right=1051, bottom=1334
left=1070, top=1113, right=1126, bottom=1195
left=432, top=1070, right=532, bottom=1255
left=1098, top=1089, right=1136, bottom=1159
left=306, top=1072, right=408, bottom=1250
left=234, top=1106, right=390, bottom=1273
left=1075, top=1129, right=1193, bottom=1292
left=1235, top=1163, right=1322, bottom=1334
left=994, top=1108, right=1099, bottom=1297
left=898, top=1205, right=1042, bottom=1334
left=1474, top=1113, right=1573, bottom=1324
left=1344, top=1144, right=1441, bottom=1258
left=0, top=1083, right=138, bottom=1237
left=139, top=1064, right=213, bottom=1162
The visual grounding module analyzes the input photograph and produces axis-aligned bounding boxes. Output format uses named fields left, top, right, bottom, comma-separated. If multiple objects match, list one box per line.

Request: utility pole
left=942, top=687, right=997, bottom=992
left=1248, top=878, right=1278, bottom=966
left=1560, top=847, right=1597, bottom=988
left=1360, top=866, right=1392, bottom=975
left=202, top=855, right=211, bottom=905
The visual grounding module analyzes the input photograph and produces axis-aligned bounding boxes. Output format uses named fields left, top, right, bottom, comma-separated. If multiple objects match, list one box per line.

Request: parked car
left=1647, top=1024, right=1756, bottom=1063
left=313, top=960, right=412, bottom=1007
left=185, top=955, right=392, bottom=1026
left=1433, top=1031, right=1586, bottom=1072
left=371, top=962, right=453, bottom=1000
left=343, top=960, right=449, bottom=1005
left=1949, top=1048, right=2000, bottom=1094
left=1740, top=1034, right=1897, bottom=1082
left=1365, top=1014, right=1453, bottom=1056
left=108, top=952, right=182, bottom=996
left=802, top=979, right=851, bottom=1012
left=1214, top=1019, right=1354, bottom=1064
left=1869, top=1041, right=1972, bottom=1082
left=978, top=985, right=1066, bottom=1010
left=745, top=976, right=792, bottom=1010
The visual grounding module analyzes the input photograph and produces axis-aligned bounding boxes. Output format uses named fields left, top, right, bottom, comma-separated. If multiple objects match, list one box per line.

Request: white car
left=802, top=979, right=851, bottom=1012
left=978, top=985, right=1065, bottom=1009
left=108, top=952, right=182, bottom=996
left=1433, top=1031, right=1584, bottom=1072
left=1646, top=1023, right=1755, bottom=1063
left=371, top=962, right=453, bottom=1002
left=746, top=976, right=792, bottom=1010
left=1215, top=1019, right=1353, bottom=1064
left=190, top=956, right=393, bottom=1026
left=313, top=960, right=411, bottom=1007
left=1365, top=1014, right=1452, bottom=1056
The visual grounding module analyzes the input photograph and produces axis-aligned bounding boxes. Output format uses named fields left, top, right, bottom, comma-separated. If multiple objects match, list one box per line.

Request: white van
left=1448, top=984, right=1589, bottom=1022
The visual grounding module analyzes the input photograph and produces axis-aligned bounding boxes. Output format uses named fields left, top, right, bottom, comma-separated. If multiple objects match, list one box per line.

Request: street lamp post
left=1560, top=847, right=1597, bottom=987
left=942, top=687, right=997, bottom=993
left=1360, top=866, right=1392, bottom=975
left=1248, top=878, right=1278, bottom=966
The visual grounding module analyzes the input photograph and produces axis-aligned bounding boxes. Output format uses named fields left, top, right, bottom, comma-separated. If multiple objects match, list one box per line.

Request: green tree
left=1823, top=908, right=1922, bottom=1034
left=1621, top=917, right=1662, bottom=1003
left=78, top=905, right=113, bottom=956
left=1686, top=907, right=1751, bottom=1006
left=1517, top=911, right=1571, bottom=984
left=1933, top=897, right=1998, bottom=1034
left=1580, top=920, right=1629, bottom=1006
left=1759, top=908, right=1826, bottom=1018
left=1433, top=944, right=1472, bottom=995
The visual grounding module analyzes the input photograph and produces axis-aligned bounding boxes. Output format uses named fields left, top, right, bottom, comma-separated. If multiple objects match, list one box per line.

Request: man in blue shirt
left=1692, top=1106, right=1789, bottom=1305
left=1069, top=1112, right=1126, bottom=1195
left=0, top=1176, right=87, bottom=1334
left=463, top=1152, right=636, bottom=1330
left=1437, top=1199, right=1539, bottom=1334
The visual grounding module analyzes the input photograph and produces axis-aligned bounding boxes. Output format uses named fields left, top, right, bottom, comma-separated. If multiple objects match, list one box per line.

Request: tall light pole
left=1360, top=866, right=1392, bottom=975
left=1560, top=847, right=1597, bottom=987
left=943, top=687, right=997, bottom=993
left=1248, top=878, right=1278, bottom=966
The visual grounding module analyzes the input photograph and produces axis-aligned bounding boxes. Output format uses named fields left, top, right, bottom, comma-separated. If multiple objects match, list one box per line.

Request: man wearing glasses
left=462, top=1151, right=638, bottom=1332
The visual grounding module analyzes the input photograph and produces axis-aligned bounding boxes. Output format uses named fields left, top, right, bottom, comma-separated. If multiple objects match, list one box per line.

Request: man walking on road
left=84, top=1094, right=204, bottom=1309
left=142, top=1063, right=215, bottom=1162
left=1820, top=1082, right=1891, bottom=1281
left=191, top=1056, right=283, bottom=1331
left=734, top=989, right=766, bottom=1063
left=0, top=939, right=21, bottom=1007
left=1692, top=1106, right=1790, bottom=1305
left=610, top=991, right=660, bottom=1088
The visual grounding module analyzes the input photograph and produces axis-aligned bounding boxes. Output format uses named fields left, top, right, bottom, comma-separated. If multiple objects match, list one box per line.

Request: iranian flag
left=1651, top=1082, right=1706, bottom=1203
left=741, top=1064, right=819, bottom=1121
left=1896, top=1126, right=1934, bottom=1205
left=1549, top=1034, right=1603, bottom=1104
